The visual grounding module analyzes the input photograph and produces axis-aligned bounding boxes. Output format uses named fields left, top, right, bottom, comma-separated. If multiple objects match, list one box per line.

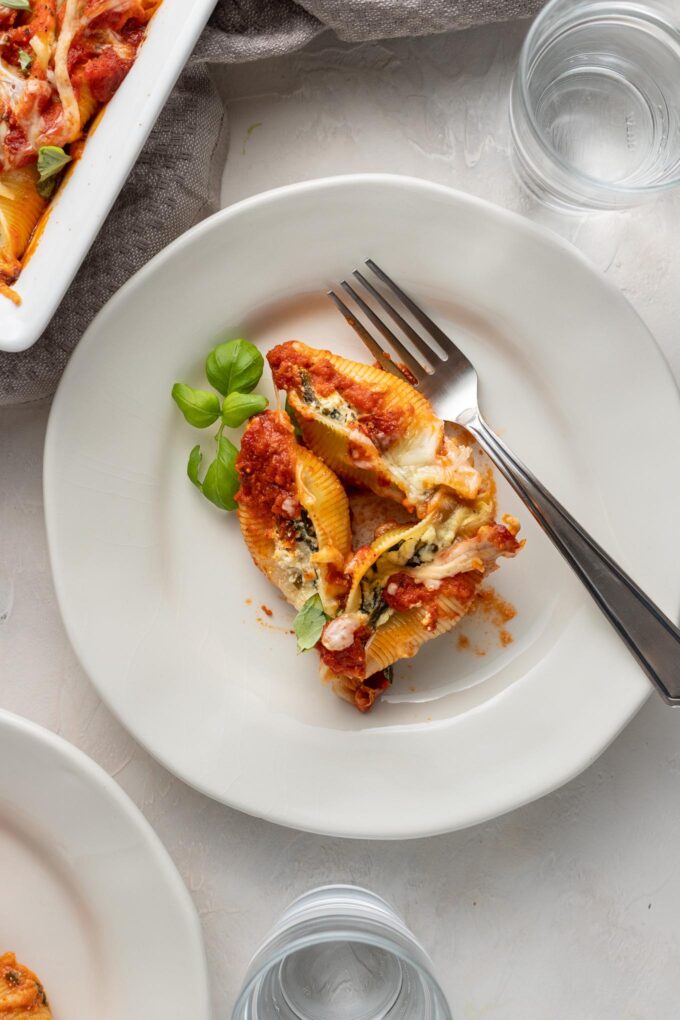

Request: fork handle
left=464, top=412, right=680, bottom=705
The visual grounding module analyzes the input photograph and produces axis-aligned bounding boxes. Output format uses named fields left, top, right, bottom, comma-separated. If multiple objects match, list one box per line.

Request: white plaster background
left=2, top=20, right=680, bottom=1018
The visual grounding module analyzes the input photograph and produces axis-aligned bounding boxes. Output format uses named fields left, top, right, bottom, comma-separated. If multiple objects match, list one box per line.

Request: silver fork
left=329, top=259, right=680, bottom=705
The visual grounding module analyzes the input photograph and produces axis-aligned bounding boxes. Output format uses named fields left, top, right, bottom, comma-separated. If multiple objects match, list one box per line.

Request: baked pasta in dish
left=0, top=953, right=51, bottom=1018
left=235, top=343, right=522, bottom=712
left=0, top=0, right=162, bottom=297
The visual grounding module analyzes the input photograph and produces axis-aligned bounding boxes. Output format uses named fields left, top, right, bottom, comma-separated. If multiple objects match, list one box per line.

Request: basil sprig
left=206, top=338, right=264, bottom=396
left=201, top=435, right=240, bottom=510
left=187, top=445, right=203, bottom=488
left=36, top=145, right=71, bottom=198
left=172, top=337, right=268, bottom=512
left=171, top=384, right=221, bottom=428
left=221, top=391, right=268, bottom=428
left=293, top=594, right=329, bottom=652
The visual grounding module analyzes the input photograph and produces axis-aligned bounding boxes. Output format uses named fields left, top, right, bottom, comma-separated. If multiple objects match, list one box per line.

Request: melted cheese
left=321, top=613, right=363, bottom=651
left=30, top=34, right=52, bottom=73
left=384, top=434, right=479, bottom=505
left=0, top=59, right=28, bottom=117
left=408, top=534, right=502, bottom=582
left=385, top=422, right=440, bottom=468
left=53, top=0, right=84, bottom=144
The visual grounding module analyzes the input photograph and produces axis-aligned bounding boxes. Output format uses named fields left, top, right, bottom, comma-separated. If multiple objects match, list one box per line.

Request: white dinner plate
left=44, top=175, right=680, bottom=839
left=0, top=710, right=210, bottom=1017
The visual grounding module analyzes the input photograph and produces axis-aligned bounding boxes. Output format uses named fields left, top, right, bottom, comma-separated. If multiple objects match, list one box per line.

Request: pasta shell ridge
left=269, top=341, right=481, bottom=512
left=0, top=166, right=46, bottom=282
left=237, top=411, right=352, bottom=614
left=344, top=514, right=437, bottom=613
left=364, top=593, right=474, bottom=676
left=296, top=446, right=351, bottom=560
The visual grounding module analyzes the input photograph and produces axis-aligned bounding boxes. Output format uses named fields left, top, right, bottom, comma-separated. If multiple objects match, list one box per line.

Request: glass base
left=232, top=885, right=452, bottom=1020
left=278, top=940, right=403, bottom=1020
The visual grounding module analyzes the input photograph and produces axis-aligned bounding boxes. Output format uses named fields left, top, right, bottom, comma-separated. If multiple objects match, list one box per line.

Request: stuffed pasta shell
left=0, top=167, right=47, bottom=286
left=236, top=410, right=351, bottom=614
left=268, top=341, right=481, bottom=516
left=318, top=487, right=522, bottom=712
left=0, top=953, right=51, bottom=1019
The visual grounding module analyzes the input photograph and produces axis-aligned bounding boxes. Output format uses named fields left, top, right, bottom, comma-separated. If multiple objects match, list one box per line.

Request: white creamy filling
left=321, top=613, right=363, bottom=651
left=273, top=539, right=316, bottom=596
left=314, top=390, right=356, bottom=423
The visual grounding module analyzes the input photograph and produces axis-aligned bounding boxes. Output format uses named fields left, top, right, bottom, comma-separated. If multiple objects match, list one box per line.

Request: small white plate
left=0, top=710, right=210, bottom=1017
left=44, top=175, right=680, bottom=839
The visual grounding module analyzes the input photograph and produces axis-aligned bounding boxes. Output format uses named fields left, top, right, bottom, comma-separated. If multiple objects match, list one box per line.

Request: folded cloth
left=0, top=0, right=544, bottom=405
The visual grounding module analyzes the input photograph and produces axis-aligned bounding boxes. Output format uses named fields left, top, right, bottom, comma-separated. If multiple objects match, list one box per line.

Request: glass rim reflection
left=232, top=930, right=450, bottom=1019
left=512, top=0, right=680, bottom=202
left=231, top=885, right=451, bottom=1020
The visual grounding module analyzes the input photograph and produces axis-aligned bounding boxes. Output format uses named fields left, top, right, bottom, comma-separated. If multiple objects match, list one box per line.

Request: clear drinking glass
left=231, top=885, right=452, bottom=1020
left=510, top=0, right=680, bottom=208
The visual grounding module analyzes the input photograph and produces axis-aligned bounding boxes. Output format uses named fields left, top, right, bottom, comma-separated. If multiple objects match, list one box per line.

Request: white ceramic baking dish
left=0, top=0, right=216, bottom=353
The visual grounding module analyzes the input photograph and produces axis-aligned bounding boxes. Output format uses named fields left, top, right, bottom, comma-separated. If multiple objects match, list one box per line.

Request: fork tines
left=329, top=260, right=455, bottom=383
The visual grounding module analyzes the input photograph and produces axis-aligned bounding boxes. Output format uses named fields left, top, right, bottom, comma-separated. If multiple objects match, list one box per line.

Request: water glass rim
left=514, top=0, right=680, bottom=198
left=231, top=928, right=450, bottom=1019
left=231, top=884, right=451, bottom=1019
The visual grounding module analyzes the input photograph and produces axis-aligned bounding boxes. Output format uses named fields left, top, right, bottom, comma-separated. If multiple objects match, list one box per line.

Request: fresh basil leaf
left=205, top=338, right=263, bottom=396
left=171, top=383, right=221, bottom=428
left=1, top=0, right=31, bottom=9
left=36, top=176, right=56, bottom=199
left=18, top=48, right=32, bottom=73
left=221, top=391, right=268, bottom=428
left=293, top=594, right=329, bottom=653
left=285, top=397, right=302, bottom=439
left=187, top=445, right=203, bottom=488
left=201, top=435, right=239, bottom=511
left=37, top=145, right=71, bottom=183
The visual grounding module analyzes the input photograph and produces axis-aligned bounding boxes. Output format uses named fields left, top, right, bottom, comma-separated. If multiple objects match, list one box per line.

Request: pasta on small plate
left=234, top=342, right=523, bottom=712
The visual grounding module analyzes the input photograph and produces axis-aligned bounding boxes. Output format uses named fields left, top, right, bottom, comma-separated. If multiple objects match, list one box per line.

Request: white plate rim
left=43, top=173, right=680, bottom=839
left=0, top=707, right=211, bottom=1015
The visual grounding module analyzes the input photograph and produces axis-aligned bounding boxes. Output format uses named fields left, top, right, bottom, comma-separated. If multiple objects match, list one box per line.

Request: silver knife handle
left=465, top=412, right=680, bottom=704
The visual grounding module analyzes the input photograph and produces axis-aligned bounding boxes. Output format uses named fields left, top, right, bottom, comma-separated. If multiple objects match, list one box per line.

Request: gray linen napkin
left=0, top=0, right=544, bottom=405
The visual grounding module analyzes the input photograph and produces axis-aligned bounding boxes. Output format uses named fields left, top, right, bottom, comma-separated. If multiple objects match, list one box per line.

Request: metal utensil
left=329, top=259, right=680, bottom=704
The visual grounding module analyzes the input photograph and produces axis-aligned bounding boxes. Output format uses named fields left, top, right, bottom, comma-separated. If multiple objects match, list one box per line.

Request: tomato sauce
left=235, top=411, right=300, bottom=520
left=383, top=570, right=481, bottom=612
left=82, top=49, right=133, bottom=103
left=318, top=624, right=370, bottom=679
left=268, top=342, right=409, bottom=447
left=358, top=408, right=403, bottom=450
left=353, top=669, right=392, bottom=712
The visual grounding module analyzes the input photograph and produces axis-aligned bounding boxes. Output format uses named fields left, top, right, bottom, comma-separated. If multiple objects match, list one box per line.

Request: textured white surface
left=2, top=20, right=680, bottom=1017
